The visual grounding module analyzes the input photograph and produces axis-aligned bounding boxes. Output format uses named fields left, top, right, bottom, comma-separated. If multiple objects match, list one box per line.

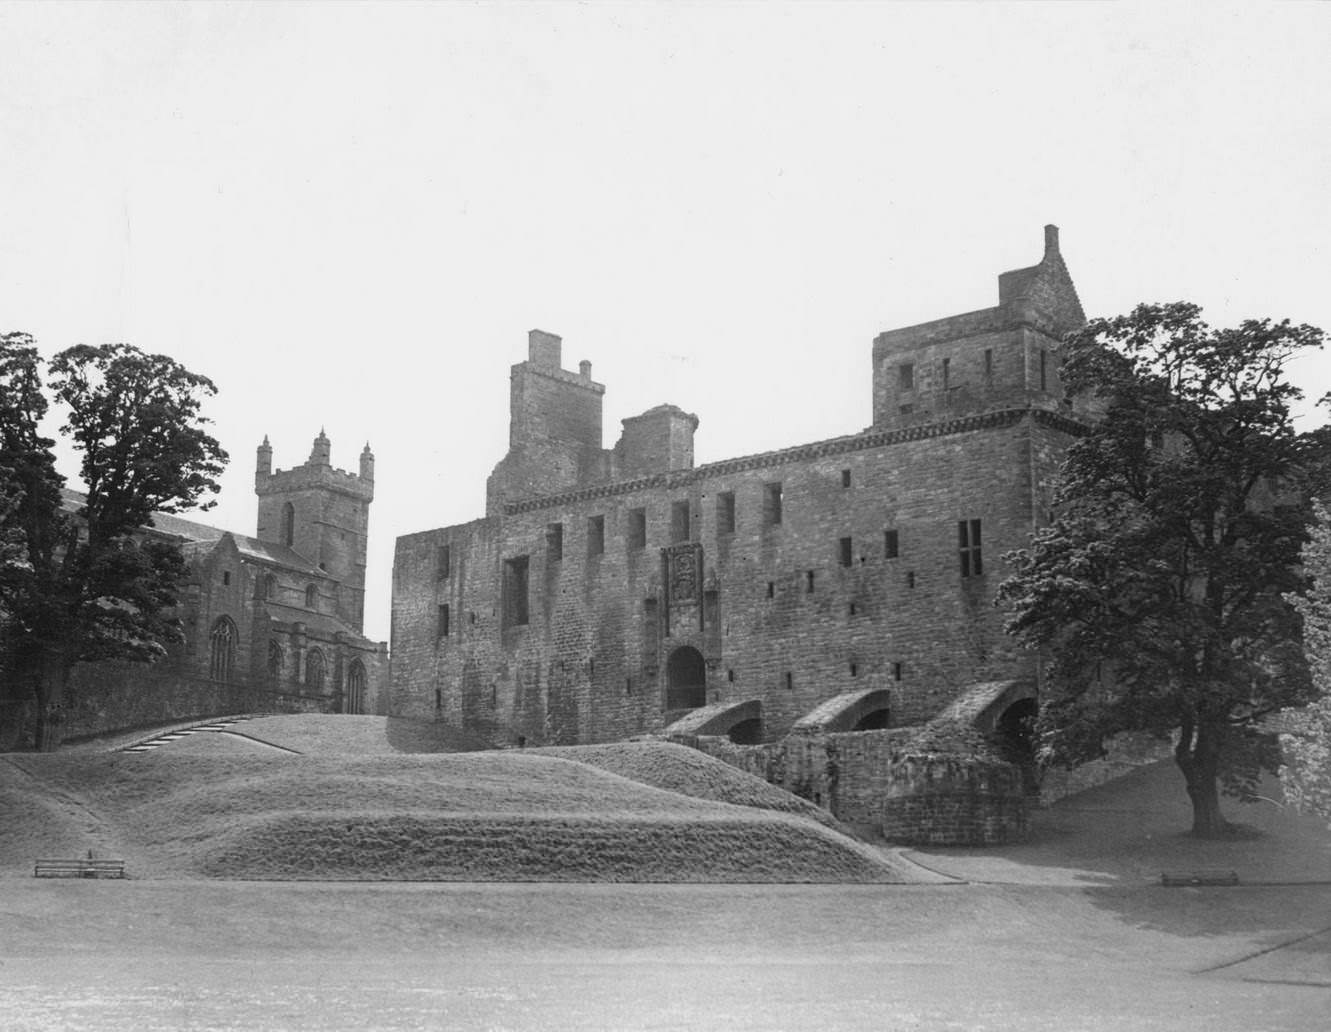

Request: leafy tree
left=1282, top=502, right=1331, bottom=826
left=0, top=333, right=227, bottom=750
left=998, top=303, right=1324, bottom=837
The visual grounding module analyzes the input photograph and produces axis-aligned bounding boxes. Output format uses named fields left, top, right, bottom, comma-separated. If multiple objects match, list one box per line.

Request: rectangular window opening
left=984, top=348, right=994, bottom=383
left=838, top=537, right=853, bottom=568
left=766, top=581, right=775, bottom=599
left=784, top=671, right=793, bottom=691
left=763, top=482, right=783, bottom=527
left=941, top=356, right=950, bottom=392
left=899, top=362, right=915, bottom=390
left=806, top=570, right=815, bottom=593
left=849, top=602, right=857, bottom=616
left=671, top=500, right=691, bottom=543
left=222, top=571, right=231, bottom=586
left=884, top=528, right=899, bottom=559
left=437, top=604, right=450, bottom=639
left=437, top=544, right=451, bottom=579
left=717, top=491, right=736, bottom=535
left=628, top=507, right=647, bottom=551
left=587, top=515, right=605, bottom=557
left=849, top=662, right=858, bottom=677
left=893, top=662, right=903, bottom=682
left=841, top=469, right=851, bottom=488
left=546, top=522, right=563, bottom=562
left=727, top=668, right=735, bottom=683
left=959, top=518, right=984, bottom=578
left=502, top=556, right=530, bottom=627
left=1040, top=350, right=1048, bottom=392
left=907, top=570, right=916, bottom=589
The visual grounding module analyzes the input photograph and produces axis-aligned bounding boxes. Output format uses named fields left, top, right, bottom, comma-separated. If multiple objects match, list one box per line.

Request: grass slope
left=534, top=741, right=842, bottom=830
left=5, top=749, right=916, bottom=883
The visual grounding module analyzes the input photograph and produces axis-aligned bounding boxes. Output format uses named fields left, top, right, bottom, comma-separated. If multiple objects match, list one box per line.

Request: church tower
left=255, top=432, right=375, bottom=633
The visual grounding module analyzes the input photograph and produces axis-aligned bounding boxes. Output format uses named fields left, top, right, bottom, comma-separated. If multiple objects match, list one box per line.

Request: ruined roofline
left=501, top=406, right=1090, bottom=516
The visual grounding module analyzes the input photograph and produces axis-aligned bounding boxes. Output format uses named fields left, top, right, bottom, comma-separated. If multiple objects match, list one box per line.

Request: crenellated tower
left=255, top=431, right=375, bottom=632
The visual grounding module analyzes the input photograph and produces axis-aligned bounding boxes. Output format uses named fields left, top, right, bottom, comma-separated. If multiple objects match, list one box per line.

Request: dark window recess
left=907, top=571, right=916, bottom=589
left=625, top=678, right=632, bottom=695
left=766, top=581, right=775, bottom=599
left=546, top=522, right=563, bottom=561
left=785, top=672, right=793, bottom=690
left=717, top=491, right=736, bottom=534
left=763, top=482, right=783, bottom=526
left=1040, top=349, right=1048, bottom=391
left=884, top=528, right=899, bottom=559
left=490, top=684, right=497, bottom=708
left=434, top=687, right=442, bottom=710
left=628, top=508, right=647, bottom=550
left=671, top=500, right=691, bottom=543
left=469, top=611, right=476, bottom=625
left=587, top=515, right=605, bottom=557
left=437, top=604, right=450, bottom=639
left=959, top=519, right=983, bottom=577
left=942, top=357, right=951, bottom=392
left=438, top=544, right=451, bottom=579
left=727, top=668, right=735, bottom=683
left=984, top=348, right=994, bottom=382
left=806, top=570, right=815, bottom=593
left=222, top=571, right=231, bottom=586
left=839, top=537, right=853, bottom=567
left=841, top=469, right=851, bottom=488
left=893, top=662, right=903, bottom=681
left=899, top=403, right=914, bottom=417
left=849, top=661, right=858, bottom=677
left=899, top=362, right=914, bottom=390
left=849, top=602, right=857, bottom=616
left=502, top=556, right=530, bottom=627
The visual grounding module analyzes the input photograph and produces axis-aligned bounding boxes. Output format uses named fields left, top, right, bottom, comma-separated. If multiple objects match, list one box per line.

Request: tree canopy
left=0, top=332, right=227, bottom=750
left=1281, top=502, right=1331, bottom=826
left=998, top=302, right=1325, bottom=837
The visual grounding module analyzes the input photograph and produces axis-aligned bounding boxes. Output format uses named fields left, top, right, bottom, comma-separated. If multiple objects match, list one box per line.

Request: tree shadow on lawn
left=910, top=760, right=1331, bottom=890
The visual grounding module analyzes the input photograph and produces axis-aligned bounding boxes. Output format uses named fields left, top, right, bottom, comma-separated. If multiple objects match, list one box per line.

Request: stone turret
left=255, top=432, right=375, bottom=633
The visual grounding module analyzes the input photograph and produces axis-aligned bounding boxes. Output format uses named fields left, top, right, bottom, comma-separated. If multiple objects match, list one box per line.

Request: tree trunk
left=33, top=651, right=71, bottom=753
left=1175, top=719, right=1230, bottom=838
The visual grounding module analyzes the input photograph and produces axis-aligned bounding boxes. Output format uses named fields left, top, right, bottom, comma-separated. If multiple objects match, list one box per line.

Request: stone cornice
left=503, top=406, right=1086, bottom=516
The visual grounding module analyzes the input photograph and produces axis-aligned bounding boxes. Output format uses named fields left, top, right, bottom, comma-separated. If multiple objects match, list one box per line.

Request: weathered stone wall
left=393, top=409, right=1073, bottom=745
left=881, top=755, right=1028, bottom=845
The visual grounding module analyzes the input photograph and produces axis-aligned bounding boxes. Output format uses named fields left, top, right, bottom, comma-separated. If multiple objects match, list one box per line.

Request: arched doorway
left=995, top=697, right=1038, bottom=769
left=345, top=659, right=366, bottom=714
left=665, top=646, right=706, bottom=710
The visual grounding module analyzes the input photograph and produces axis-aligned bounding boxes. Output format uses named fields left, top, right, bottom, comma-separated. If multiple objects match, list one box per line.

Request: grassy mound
left=535, top=741, right=841, bottom=830
left=7, top=750, right=917, bottom=882
left=200, top=812, right=896, bottom=882
left=234, top=714, right=491, bottom=755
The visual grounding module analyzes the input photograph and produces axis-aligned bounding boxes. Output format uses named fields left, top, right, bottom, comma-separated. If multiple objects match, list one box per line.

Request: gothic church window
left=281, top=503, right=295, bottom=547
left=305, top=584, right=317, bottom=609
left=264, top=574, right=277, bottom=600
left=267, top=639, right=283, bottom=677
left=209, top=617, right=236, bottom=683
left=346, top=659, right=366, bottom=714
left=305, top=648, right=325, bottom=690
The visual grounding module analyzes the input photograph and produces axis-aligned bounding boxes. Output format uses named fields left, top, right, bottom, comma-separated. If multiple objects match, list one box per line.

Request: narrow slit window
left=784, top=672, right=793, bottom=691
left=806, top=570, right=815, bottom=593
left=766, top=581, right=774, bottom=599
left=546, top=523, right=563, bottom=562
left=628, top=508, right=647, bottom=551
left=1040, top=350, right=1048, bottom=391
left=884, top=528, right=899, bottom=559
left=839, top=537, right=853, bottom=567
left=764, top=482, right=783, bottom=526
left=503, top=556, right=530, bottom=627
left=438, top=545, right=451, bottom=579
left=671, top=500, right=691, bottom=543
left=841, top=469, right=851, bottom=488
left=942, top=357, right=950, bottom=392
left=893, top=662, right=903, bottom=681
left=959, top=519, right=983, bottom=578
left=437, top=604, right=450, bottom=639
left=717, top=491, right=736, bottom=535
left=587, top=515, right=605, bottom=557
left=984, top=348, right=994, bottom=382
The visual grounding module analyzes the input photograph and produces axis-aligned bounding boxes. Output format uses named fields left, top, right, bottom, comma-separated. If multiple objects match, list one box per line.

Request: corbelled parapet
left=255, top=432, right=374, bottom=502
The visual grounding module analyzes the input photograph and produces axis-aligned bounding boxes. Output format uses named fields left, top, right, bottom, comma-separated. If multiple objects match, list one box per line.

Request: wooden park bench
left=33, top=857, right=126, bottom=879
left=1160, top=869, right=1239, bottom=887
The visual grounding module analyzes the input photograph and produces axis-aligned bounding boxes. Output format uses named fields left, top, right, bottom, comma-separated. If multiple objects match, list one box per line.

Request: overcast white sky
left=3, top=2, right=1329, bottom=643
